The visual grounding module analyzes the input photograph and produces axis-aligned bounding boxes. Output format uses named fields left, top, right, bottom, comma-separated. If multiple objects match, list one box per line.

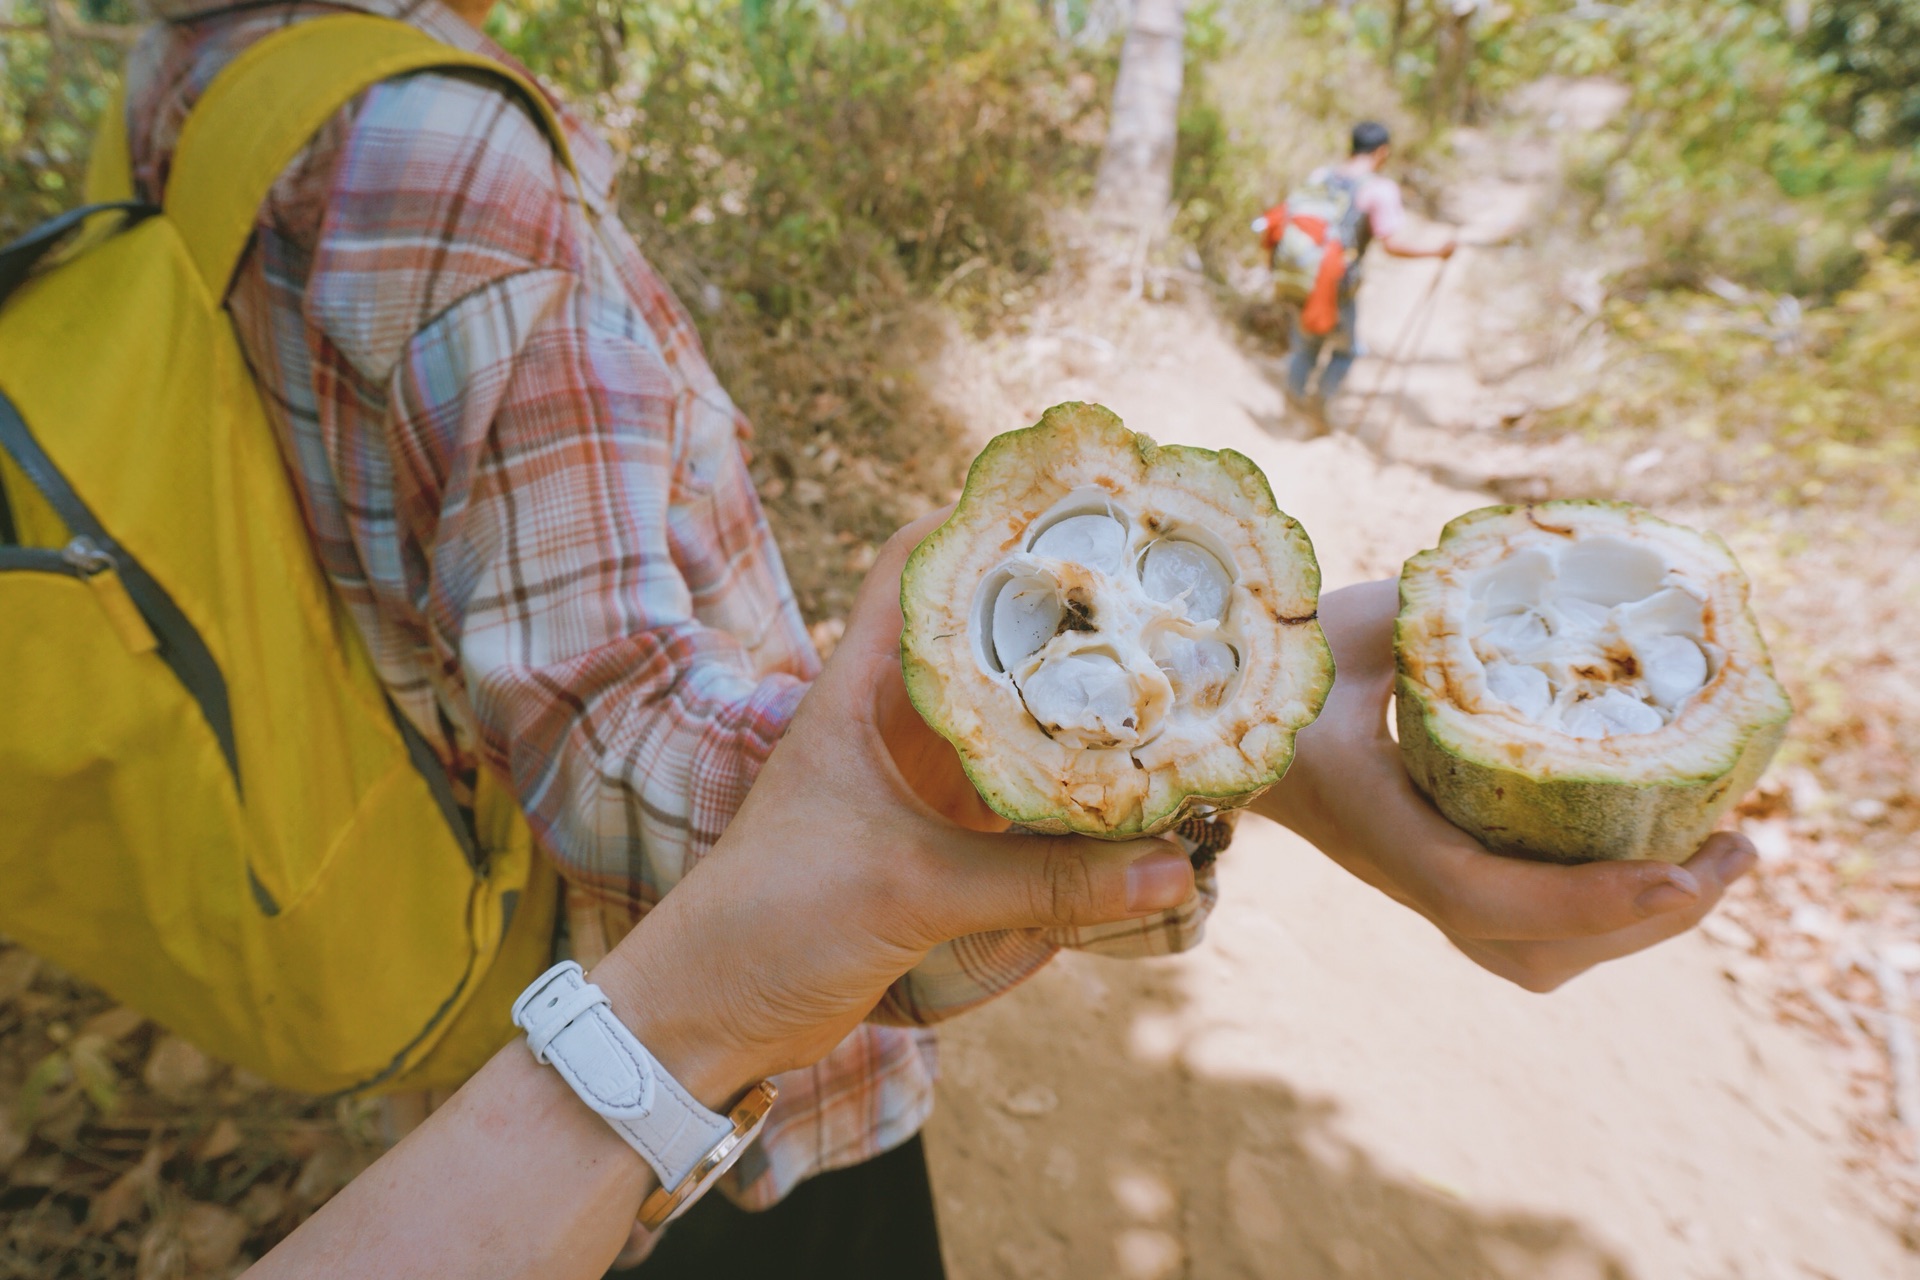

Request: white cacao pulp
left=1467, top=537, right=1715, bottom=739
left=976, top=490, right=1240, bottom=752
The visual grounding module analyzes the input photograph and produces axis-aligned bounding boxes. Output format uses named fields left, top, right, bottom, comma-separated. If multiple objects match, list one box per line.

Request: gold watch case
left=636, top=1079, right=779, bottom=1229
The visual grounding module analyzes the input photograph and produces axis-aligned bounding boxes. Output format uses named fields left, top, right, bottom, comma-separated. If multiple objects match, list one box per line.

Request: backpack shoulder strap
left=163, top=12, right=579, bottom=298
left=83, top=82, right=136, bottom=204
left=1322, top=171, right=1366, bottom=244
left=1321, top=170, right=1362, bottom=206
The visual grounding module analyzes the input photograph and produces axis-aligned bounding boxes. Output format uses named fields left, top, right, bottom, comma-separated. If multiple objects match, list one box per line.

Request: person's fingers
left=822, top=506, right=1001, bottom=830
left=1532, top=833, right=1759, bottom=962
left=872, top=668, right=1007, bottom=831
left=1414, top=837, right=1712, bottom=942
left=816, top=507, right=954, bottom=685
left=924, top=831, right=1195, bottom=939
left=1424, top=826, right=1759, bottom=945
left=802, top=505, right=954, bottom=734
left=1683, top=829, right=1760, bottom=892
left=1319, top=713, right=1740, bottom=944
left=1315, top=579, right=1399, bottom=691
left=1440, top=832, right=1760, bottom=990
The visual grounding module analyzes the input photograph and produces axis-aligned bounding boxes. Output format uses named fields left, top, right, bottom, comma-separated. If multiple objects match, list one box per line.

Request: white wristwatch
left=510, top=961, right=778, bottom=1228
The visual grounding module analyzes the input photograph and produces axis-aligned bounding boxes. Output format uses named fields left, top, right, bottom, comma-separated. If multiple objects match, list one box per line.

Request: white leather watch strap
left=510, top=961, right=734, bottom=1190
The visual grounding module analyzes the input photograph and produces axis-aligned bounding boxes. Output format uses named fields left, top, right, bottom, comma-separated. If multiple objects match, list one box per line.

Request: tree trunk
left=1092, top=0, right=1188, bottom=230
left=1431, top=0, right=1478, bottom=124
left=1388, top=0, right=1411, bottom=66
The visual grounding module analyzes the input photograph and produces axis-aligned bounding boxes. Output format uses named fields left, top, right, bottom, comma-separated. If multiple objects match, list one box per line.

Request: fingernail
left=1126, top=850, right=1192, bottom=913
left=1635, top=868, right=1701, bottom=917
left=1713, top=838, right=1759, bottom=883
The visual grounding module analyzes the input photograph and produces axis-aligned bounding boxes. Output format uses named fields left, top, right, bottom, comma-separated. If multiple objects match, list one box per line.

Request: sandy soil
left=915, top=118, right=1915, bottom=1279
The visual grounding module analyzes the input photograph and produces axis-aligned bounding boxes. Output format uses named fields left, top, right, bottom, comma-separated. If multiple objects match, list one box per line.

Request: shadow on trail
left=928, top=955, right=1633, bottom=1280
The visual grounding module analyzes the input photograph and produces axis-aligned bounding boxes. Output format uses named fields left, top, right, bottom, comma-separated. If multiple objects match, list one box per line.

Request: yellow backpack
left=0, top=15, right=566, bottom=1095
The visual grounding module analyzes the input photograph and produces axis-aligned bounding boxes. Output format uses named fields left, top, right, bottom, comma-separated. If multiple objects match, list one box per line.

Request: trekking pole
left=1348, top=252, right=1452, bottom=446
left=1388, top=258, right=1450, bottom=414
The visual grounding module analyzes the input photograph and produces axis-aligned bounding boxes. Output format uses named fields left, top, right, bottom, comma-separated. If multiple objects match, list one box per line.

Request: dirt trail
left=918, top=94, right=1913, bottom=1280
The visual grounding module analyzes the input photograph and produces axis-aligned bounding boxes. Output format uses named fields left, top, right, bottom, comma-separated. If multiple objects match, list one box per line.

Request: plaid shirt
left=123, top=0, right=1218, bottom=1209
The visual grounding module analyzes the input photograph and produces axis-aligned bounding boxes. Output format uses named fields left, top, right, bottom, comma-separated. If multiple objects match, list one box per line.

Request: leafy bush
left=1807, top=0, right=1920, bottom=146
left=1362, top=0, right=1906, bottom=295
left=1544, top=252, right=1920, bottom=515
left=492, top=0, right=1107, bottom=327
left=0, top=0, right=136, bottom=244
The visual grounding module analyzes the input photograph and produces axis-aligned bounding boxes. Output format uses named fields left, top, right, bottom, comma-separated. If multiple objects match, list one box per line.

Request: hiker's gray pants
left=1287, top=295, right=1359, bottom=400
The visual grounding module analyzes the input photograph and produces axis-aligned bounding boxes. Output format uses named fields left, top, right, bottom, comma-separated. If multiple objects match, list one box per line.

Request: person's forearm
left=248, top=1041, right=654, bottom=1280
left=1381, top=239, right=1452, bottom=258
left=247, top=942, right=744, bottom=1280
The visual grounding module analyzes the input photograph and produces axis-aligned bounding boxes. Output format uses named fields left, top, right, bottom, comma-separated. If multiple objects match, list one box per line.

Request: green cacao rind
left=1396, top=676, right=1787, bottom=863
left=1394, top=500, right=1791, bottom=864
left=901, top=402, right=1333, bottom=839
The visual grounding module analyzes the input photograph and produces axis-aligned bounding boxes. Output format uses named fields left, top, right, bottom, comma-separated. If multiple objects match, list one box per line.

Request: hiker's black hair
left=1351, top=121, right=1392, bottom=156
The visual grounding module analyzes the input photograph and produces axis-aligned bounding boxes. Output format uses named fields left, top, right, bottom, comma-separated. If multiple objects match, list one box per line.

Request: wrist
left=1259, top=728, right=1326, bottom=827
left=1259, top=724, right=1352, bottom=853
left=586, top=947, right=762, bottom=1114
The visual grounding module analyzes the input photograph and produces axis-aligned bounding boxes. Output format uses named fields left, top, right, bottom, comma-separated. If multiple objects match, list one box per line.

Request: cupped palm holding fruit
left=899, top=403, right=1333, bottom=838
left=1395, top=501, right=1791, bottom=864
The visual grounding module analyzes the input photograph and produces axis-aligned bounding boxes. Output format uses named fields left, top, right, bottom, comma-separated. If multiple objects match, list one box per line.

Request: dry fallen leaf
left=1002, top=1085, right=1060, bottom=1117
left=7, top=1151, right=63, bottom=1187
left=180, top=1201, right=250, bottom=1272
left=89, top=1145, right=165, bottom=1233
left=81, top=1005, right=147, bottom=1043
left=135, top=1213, right=189, bottom=1280
left=237, top=1179, right=289, bottom=1227
left=197, top=1116, right=244, bottom=1162
left=291, top=1140, right=357, bottom=1204
left=143, top=1035, right=214, bottom=1101
left=225, top=1067, right=272, bottom=1095
left=0, top=1102, right=28, bottom=1172
left=69, top=1031, right=125, bottom=1114
left=0, top=947, right=40, bottom=1004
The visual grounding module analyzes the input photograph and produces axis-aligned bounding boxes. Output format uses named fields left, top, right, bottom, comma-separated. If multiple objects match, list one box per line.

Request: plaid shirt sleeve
left=262, top=72, right=813, bottom=913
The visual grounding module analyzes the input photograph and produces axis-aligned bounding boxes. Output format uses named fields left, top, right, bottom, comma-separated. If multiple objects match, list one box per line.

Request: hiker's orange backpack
left=1260, top=168, right=1367, bottom=335
left=0, top=16, right=570, bottom=1095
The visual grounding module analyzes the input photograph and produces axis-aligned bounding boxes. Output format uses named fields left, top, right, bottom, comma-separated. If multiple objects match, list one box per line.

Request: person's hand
left=592, top=510, right=1196, bottom=1107
left=1254, top=579, right=1758, bottom=992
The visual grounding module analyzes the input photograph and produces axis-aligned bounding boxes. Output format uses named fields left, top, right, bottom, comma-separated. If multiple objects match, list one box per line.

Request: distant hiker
left=1255, top=121, right=1458, bottom=425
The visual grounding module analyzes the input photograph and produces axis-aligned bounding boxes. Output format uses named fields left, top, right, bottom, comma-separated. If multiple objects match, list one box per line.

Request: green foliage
left=1357, top=0, right=1909, bottom=294
left=1555, top=0, right=1883, bottom=293
left=490, top=0, right=1107, bottom=327
left=0, top=0, right=138, bottom=244
left=486, top=0, right=1114, bottom=620
left=1807, top=0, right=1920, bottom=146
left=1547, top=254, right=1920, bottom=514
